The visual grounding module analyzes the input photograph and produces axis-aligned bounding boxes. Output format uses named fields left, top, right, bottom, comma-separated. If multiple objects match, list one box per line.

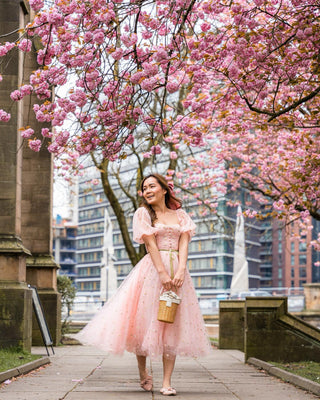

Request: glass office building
left=75, top=166, right=262, bottom=300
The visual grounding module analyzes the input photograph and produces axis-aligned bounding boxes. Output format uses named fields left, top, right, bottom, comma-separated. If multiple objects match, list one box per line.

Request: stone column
left=304, top=283, right=320, bottom=311
left=23, top=137, right=62, bottom=346
left=21, top=10, right=61, bottom=346
left=0, top=0, right=32, bottom=351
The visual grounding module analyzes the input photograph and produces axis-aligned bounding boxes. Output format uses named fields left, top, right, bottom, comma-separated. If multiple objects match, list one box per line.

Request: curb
left=0, top=356, right=51, bottom=384
left=248, top=357, right=320, bottom=396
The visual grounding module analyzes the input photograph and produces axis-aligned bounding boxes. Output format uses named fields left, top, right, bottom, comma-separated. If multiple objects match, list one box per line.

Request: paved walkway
left=0, top=345, right=318, bottom=400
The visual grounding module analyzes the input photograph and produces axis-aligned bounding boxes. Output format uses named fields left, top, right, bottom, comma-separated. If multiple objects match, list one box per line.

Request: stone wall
left=304, top=283, right=320, bottom=311
left=219, top=297, right=320, bottom=362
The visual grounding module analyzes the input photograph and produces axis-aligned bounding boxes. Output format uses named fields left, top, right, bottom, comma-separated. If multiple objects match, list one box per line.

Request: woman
left=76, top=174, right=211, bottom=396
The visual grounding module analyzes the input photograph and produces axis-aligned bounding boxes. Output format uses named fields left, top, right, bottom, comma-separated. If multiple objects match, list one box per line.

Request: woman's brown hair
left=140, top=173, right=182, bottom=225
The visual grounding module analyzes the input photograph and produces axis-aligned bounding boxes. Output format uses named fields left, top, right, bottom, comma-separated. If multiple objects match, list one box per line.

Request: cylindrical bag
left=157, top=248, right=181, bottom=323
left=157, top=290, right=181, bottom=323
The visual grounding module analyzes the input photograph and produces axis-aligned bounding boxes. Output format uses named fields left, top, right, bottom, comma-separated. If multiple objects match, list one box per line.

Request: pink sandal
left=140, top=375, right=153, bottom=391
left=160, top=387, right=177, bottom=396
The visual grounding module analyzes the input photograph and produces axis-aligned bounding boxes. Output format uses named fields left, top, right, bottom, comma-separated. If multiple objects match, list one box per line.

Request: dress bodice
left=154, top=223, right=182, bottom=251
left=132, top=207, right=196, bottom=249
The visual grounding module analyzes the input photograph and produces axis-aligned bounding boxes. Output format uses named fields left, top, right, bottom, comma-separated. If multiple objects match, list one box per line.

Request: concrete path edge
left=247, top=357, right=320, bottom=396
left=0, top=356, right=51, bottom=384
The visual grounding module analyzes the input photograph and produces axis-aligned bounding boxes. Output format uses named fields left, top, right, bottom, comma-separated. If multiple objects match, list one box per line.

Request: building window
left=299, top=241, right=307, bottom=252
left=299, top=254, right=307, bottom=265
left=291, top=242, right=295, bottom=253
left=291, top=254, right=295, bottom=266
left=291, top=268, right=294, bottom=278
left=278, top=268, right=282, bottom=279
left=299, top=267, right=306, bottom=278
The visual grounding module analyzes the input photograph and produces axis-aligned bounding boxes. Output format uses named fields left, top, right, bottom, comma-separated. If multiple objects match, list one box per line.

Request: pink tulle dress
left=76, top=207, right=212, bottom=360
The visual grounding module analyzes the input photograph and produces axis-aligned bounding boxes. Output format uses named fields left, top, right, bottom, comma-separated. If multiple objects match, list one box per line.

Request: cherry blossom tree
left=0, top=0, right=319, bottom=247
left=183, top=0, right=320, bottom=237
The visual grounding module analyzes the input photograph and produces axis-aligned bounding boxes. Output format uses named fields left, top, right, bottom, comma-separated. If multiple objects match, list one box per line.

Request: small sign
left=29, top=285, right=54, bottom=356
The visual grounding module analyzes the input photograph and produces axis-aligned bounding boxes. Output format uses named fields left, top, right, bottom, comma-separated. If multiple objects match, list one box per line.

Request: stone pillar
left=304, top=283, right=320, bottom=311
left=0, top=0, right=32, bottom=351
left=219, top=300, right=245, bottom=351
left=20, top=8, right=61, bottom=345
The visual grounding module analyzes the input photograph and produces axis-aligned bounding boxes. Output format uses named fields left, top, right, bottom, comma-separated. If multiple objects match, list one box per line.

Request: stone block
left=219, top=300, right=245, bottom=351
left=245, top=297, right=320, bottom=362
left=31, top=290, right=61, bottom=346
left=0, top=286, right=32, bottom=351
left=304, top=283, right=320, bottom=311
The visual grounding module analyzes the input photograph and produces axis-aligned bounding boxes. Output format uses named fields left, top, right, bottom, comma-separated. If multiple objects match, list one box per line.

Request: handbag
left=157, top=249, right=181, bottom=323
left=157, top=290, right=181, bottom=323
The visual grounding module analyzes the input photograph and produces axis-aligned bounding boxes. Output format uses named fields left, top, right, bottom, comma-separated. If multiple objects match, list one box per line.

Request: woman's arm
left=172, top=232, right=189, bottom=288
left=142, top=234, right=173, bottom=291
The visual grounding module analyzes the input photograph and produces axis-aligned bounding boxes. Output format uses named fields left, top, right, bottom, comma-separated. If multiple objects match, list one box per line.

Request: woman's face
left=142, top=177, right=166, bottom=206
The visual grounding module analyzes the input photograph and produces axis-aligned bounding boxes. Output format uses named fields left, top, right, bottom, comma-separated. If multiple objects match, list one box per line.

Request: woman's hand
left=159, top=270, right=172, bottom=291
left=172, top=267, right=185, bottom=288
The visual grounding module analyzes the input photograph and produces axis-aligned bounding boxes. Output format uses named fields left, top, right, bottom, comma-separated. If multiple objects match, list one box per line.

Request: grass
left=0, top=347, right=41, bottom=373
left=270, top=361, right=320, bottom=384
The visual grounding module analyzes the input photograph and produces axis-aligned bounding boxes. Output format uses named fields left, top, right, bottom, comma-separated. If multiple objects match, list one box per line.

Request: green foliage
left=57, top=275, right=76, bottom=336
left=0, top=347, right=41, bottom=372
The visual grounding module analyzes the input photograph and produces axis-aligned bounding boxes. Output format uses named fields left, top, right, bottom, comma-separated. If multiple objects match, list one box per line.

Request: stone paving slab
left=0, top=345, right=318, bottom=400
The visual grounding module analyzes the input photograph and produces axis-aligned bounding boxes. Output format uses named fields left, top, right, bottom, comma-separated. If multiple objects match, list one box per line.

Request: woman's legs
left=136, top=355, right=153, bottom=391
left=136, top=355, right=148, bottom=380
left=162, top=354, right=176, bottom=388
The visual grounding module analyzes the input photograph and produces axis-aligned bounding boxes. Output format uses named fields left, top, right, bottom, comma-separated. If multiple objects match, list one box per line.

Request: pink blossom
left=41, top=128, right=53, bottom=138
left=56, top=130, right=70, bottom=146
left=21, top=128, right=34, bottom=138
left=20, top=85, right=33, bottom=96
left=83, top=31, right=93, bottom=42
left=140, top=77, right=157, bottom=92
left=125, top=134, right=134, bottom=144
left=70, top=90, right=87, bottom=107
left=93, top=30, right=105, bottom=44
left=121, top=33, right=137, bottom=48
left=142, top=31, right=152, bottom=40
left=130, top=71, right=144, bottom=85
left=200, top=22, right=211, bottom=32
left=28, top=139, right=42, bottom=152
left=18, top=39, right=32, bottom=52
left=29, top=0, right=44, bottom=11
left=166, top=81, right=179, bottom=93
left=169, top=151, right=178, bottom=159
left=0, top=109, right=11, bottom=122
left=48, top=142, right=60, bottom=153
left=10, top=90, right=22, bottom=101
left=0, top=42, right=15, bottom=57
left=112, top=48, right=124, bottom=60
left=151, top=145, right=161, bottom=155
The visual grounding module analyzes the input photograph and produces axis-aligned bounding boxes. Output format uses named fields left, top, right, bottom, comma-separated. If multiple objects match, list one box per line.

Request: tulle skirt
left=75, top=252, right=212, bottom=360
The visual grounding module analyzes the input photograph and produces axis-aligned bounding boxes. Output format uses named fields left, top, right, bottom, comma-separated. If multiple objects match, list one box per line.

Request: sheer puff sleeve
left=177, top=209, right=196, bottom=241
left=133, top=207, right=158, bottom=244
